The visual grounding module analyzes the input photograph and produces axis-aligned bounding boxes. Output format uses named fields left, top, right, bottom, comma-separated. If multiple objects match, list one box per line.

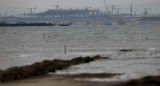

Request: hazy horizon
left=0, top=0, right=160, bottom=16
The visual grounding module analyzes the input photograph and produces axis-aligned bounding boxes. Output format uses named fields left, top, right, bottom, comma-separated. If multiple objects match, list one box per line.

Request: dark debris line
left=0, top=55, right=108, bottom=83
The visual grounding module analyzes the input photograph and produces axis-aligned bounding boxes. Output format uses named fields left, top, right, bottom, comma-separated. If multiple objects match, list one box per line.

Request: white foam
left=56, top=56, right=160, bottom=82
left=19, top=54, right=29, bottom=57
left=76, top=73, right=142, bottom=82
left=145, top=48, right=160, bottom=58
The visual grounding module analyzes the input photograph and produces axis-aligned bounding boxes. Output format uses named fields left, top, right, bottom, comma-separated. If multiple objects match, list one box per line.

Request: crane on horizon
left=52, top=5, right=59, bottom=10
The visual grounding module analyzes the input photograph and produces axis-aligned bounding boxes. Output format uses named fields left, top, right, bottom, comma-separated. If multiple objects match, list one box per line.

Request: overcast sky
left=0, top=0, right=160, bottom=15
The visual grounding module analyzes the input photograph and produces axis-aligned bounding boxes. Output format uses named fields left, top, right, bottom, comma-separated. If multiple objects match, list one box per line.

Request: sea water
left=0, top=24, right=160, bottom=81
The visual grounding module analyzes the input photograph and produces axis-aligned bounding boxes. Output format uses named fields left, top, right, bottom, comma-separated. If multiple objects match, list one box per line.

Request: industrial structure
left=1, top=3, right=160, bottom=25
left=36, top=8, right=104, bottom=19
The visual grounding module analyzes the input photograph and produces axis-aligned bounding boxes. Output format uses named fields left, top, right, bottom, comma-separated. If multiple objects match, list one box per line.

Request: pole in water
left=64, top=45, right=67, bottom=54
left=43, top=34, right=45, bottom=38
left=48, top=35, right=50, bottom=38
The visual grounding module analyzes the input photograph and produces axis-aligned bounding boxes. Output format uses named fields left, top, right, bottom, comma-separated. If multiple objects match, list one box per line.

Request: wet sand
left=0, top=74, right=120, bottom=86
left=1, top=73, right=160, bottom=86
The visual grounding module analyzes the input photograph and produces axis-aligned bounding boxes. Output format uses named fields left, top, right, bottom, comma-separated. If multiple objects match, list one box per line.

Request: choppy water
left=0, top=25, right=160, bottom=81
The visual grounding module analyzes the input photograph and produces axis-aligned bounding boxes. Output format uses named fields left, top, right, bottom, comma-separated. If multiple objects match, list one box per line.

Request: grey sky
left=0, top=0, right=160, bottom=15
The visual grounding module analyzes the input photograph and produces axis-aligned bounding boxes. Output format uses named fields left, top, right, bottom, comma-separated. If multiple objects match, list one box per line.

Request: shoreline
left=0, top=73, right=120, bottom=86
left=0, top=73, right=160, bottom=86
left=0, top=55, right=108, bottom=83
left=0, top=55, right=160, bottom=86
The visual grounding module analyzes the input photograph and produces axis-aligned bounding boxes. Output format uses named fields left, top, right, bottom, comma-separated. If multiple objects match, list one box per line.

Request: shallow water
left=0, top=24, right=160, bottom=81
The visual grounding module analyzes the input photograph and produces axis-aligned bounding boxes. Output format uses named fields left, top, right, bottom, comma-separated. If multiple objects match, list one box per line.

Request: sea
left=0, top=24, right=160, bottom=82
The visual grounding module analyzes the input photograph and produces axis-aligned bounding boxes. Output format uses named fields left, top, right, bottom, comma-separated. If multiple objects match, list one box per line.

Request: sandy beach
left=1, top=73, right=160, bottom=86
left=0, top=73, right=121, bottom=86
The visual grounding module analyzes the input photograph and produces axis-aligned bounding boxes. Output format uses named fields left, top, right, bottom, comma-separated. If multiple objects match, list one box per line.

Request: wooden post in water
left=43, top=34, right=45, bottom=38
left=48, top=35, right=50, bottom=38
left=64, top=45, right=67, bottom=54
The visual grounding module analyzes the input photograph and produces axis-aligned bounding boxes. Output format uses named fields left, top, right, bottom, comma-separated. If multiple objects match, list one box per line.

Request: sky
left=0, top=0, right=160, bottom=15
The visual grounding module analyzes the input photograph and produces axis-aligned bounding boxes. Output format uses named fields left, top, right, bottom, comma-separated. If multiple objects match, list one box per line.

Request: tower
left=130, top=2, right=133, bottom=17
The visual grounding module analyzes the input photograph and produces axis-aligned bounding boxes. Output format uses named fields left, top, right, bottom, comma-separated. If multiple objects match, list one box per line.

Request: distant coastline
left=0, top=22, right=72, bottom=27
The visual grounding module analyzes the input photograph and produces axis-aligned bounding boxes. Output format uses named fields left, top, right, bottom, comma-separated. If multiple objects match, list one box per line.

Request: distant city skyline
left=0, top=0, right=160, bottom=16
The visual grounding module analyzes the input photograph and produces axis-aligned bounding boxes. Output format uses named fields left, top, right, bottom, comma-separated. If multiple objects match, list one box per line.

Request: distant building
left=36, top=8, right=106, bottom=19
